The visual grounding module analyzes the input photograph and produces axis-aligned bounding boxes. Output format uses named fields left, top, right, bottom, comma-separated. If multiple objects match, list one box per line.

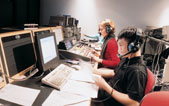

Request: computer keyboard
left=42, top=64, right=74, bottom=90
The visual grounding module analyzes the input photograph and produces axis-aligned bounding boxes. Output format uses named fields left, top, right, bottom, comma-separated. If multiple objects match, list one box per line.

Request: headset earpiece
left=127, top=28, right=143, bottom=53
left=128, top=42, right=140, bottom=53
left=105, top=24, right=113, bottom=34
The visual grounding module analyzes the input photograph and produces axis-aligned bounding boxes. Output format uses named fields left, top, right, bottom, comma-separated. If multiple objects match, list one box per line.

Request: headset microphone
left=117, top=50, right=133, bottom=58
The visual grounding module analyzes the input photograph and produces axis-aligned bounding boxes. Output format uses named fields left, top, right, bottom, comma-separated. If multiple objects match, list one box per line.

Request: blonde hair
left=100, top=19, right=115, bottom=33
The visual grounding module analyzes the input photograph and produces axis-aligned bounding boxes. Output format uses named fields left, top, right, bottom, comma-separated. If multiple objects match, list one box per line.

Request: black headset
left=104, top=19, right=114, bottom=34
left=105, top=24, right=113, bottom=34
left=128, top=28, right=143, bottom=53
left=118, top=28, right=143, bottom=58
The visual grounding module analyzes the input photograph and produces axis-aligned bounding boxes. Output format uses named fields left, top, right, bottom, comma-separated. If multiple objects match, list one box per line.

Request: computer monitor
left=65, top=40, right=72, bottom=50
left=49, top=16, right=68, bottom=27
left=68, top=17, right=76, bottom=27
left=35, top=32, right=59, bottom=72
left=0, top=30, right=36, bottom=82
left=32, top=27, right=51, bottom=37
left=50, top=26, right=64, bottom=45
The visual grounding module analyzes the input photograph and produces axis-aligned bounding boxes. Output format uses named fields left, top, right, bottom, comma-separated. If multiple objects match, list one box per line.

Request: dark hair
left=118, top=26, right=144, bottom=46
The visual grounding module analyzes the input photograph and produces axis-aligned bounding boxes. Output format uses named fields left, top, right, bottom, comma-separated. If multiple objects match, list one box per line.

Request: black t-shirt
left=97, top=56, right=147, bottom=106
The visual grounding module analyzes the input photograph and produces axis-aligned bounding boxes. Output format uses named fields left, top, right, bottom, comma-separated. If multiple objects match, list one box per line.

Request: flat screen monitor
left=51, top=26, right=64, bottom=45
left=0, top=30, right=36, bottom=78
left=35, top=32, right=59, bottom=72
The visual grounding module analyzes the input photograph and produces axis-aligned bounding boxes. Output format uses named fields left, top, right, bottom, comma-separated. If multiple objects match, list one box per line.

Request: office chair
left=144, top=68, right=155, bottom=95
left=140, top=91, right=169, bottom=106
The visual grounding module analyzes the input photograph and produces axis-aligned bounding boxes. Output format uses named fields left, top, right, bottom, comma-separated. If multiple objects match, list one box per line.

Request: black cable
left=92, top=55, right=132, bottom=103
left=59, top=52, right=69, bottom=60
left=91, top=55, right=132, bottom=103
left=63, top=81, right=116, bottom=106
left=91, top=79, right=120, bottom=103
left=61, top=69, right=120, bottom=105
left=33, top=71, right=44, bottom=79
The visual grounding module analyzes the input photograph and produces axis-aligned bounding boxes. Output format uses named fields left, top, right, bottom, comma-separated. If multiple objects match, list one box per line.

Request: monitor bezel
left=0, top=30, right=37, bottom=83
left=32, top=27, right=51, bottom=37
left=35, top=32, right=60, bottom=72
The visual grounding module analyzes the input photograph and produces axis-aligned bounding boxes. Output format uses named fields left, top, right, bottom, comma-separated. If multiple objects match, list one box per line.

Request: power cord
left=33, top=71, right=44, bottom=79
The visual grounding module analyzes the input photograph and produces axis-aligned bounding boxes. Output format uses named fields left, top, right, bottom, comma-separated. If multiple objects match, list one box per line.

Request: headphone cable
left=91, top=79, right=120, bottom=103
left=62, top=79, right=120, bottom=106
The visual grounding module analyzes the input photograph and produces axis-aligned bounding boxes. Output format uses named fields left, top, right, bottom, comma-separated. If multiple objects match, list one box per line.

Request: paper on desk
left=0, top=84, right=40, bottom=106
left=71, top=71, right=95, bottom=83
left=42, top=90, right=90, bottom=106
left=61, top=80, right=99, bottom=98
left=71, top=71, right=101, bottom=84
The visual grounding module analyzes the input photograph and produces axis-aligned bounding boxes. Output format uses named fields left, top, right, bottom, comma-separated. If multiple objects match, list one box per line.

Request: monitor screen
left=65, top=40, right=72, bottom=49
left=0, top=31, right=36, bottom=77
left=49, top=16, right=66, bottom=26
left=51, top=27, right=64, bottom=45
left=40, top=36, right=57, bottom=64
left=35, top=32, right=59, bottom=72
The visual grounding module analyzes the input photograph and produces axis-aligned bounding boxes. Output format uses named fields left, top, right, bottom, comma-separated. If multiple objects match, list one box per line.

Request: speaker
left=128, top=28, right=143, bottom=53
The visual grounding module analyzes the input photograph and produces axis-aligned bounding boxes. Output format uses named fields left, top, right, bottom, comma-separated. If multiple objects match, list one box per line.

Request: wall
left=40, top=0, right=169, bottom=35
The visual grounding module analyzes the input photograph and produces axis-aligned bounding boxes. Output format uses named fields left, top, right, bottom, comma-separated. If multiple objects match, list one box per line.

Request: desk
left=0, top=76, right=52, bottom=106
left=0, top=63, right=98, bottom=106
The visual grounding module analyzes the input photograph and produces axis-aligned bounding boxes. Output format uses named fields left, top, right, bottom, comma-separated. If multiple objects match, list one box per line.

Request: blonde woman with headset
left=91, top=19, right=120, bottom=69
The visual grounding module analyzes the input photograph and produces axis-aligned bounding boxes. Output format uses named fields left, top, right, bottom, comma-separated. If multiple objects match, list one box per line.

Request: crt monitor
left=35, top=32, right=60, bottom=72
left=0, top=30, right=36, bottom=78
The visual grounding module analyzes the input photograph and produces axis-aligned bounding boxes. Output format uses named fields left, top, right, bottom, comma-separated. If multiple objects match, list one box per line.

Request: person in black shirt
left=92, top=26, right=148, bottom=106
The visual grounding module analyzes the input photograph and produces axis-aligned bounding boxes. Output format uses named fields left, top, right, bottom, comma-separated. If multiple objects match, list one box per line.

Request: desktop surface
left=0, top=59, right=96, bottom=106
left=0, top=77, right=51, bottom=106
left=0, top=60, right=64, bottom=106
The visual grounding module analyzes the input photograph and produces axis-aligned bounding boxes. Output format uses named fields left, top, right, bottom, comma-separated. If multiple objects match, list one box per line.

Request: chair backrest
left=140, top=91, right=169, bottom=106
left=144, top=68, right=155, bottom=95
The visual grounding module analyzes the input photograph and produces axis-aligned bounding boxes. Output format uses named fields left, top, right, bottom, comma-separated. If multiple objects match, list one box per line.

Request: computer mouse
left=71, top=65, right=81, bottom=70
